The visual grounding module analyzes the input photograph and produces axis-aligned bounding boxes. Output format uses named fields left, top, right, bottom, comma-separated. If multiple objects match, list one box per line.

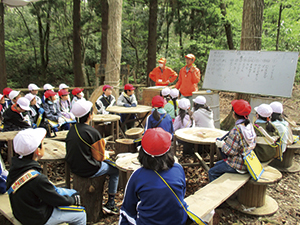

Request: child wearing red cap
left=58, top=89, right=74, bottom=120
left=208, top=99, right=256, bottom=182
left=253, top=104, right=280, bottom=162
left=95, top=85, right=116, bottom=114
left=71, top=88, right=85, bottom=107
left=43, top=90, right=70, bottom=131
left=144, top=95, right=174, bottom=135
left=120, top=128, right=188, bottom=225
left=117, top=84, right=138, bottom=130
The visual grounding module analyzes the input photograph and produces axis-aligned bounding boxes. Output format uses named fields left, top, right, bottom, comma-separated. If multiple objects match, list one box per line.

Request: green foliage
left=3, top=0, right=300, bottom=90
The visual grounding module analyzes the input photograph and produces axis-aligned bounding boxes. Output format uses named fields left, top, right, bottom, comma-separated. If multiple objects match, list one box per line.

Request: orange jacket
left=175, top=66, right=201, bottom=96
left=149, top=66, right=178, bottom=86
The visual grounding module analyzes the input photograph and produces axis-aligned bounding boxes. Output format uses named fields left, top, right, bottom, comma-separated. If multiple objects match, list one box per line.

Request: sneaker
left=103, top=202, right=119, bottom=215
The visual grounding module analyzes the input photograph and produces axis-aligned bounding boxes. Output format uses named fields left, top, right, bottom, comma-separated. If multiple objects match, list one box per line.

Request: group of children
left=0, top=83, right=86, bottom=135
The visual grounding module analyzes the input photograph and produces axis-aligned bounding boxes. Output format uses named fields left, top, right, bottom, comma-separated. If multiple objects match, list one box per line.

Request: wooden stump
left=125, top=128, right=144, bottom=139
left=73, top=174, right=106, bottom=223
left=115, top=139, right=136, bottom=154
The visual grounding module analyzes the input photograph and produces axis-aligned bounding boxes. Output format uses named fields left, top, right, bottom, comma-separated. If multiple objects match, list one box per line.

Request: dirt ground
left=1, top=85, right=300, bottom=225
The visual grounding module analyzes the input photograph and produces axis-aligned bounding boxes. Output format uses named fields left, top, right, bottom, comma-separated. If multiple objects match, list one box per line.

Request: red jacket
left=175, top=66, right=201, bottom=96
left=149, top=66, right=178, bottom=86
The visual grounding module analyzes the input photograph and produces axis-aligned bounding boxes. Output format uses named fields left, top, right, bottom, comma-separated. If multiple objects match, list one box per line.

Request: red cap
left=152, top=95, right=165, bottom=108
left=72, top=88, right=84, bottom=95
left=58, top=89, right=70, bottom=97
left=231, top=99, right=251, bottom=116
left=142, top=128, right=172, bottom=156
left=124, top=84, right=135, bottom=91
left=103, top=85, right=113, bottom=91
left=3, top=88, right=13, bottom=96
left=44, top=90, right=57, bottom=99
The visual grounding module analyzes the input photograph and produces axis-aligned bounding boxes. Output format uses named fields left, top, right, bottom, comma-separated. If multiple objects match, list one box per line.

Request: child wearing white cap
left=8, top=90, right=21, bottom=105
left=66, top=100, right=120, bottom=214
left=24, top=93, right=44, bottom=128
left=28, top=83, right=42, bottom=105
left=2, top=97, right=31, bottom=132
left=160, top=87, right=171, bottom=104
left=270, top=101, right=294, bottom=153
left=253, top=103, right=280, bottom=162
left=164, top=88, right=179, bottom=121
left=6, top=128, right=86, bottom=225
left=173, top=98, right=195, bottom=155
left=193, top=95, right=215, bottom=129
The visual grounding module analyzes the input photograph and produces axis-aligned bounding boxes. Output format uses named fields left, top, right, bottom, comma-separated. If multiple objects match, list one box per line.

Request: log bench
left=0, top=194, right=68, bottom=225
left=72, top=173, right=107, bottom=223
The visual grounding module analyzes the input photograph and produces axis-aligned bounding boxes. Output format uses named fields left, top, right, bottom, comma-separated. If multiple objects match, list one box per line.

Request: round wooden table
left=0, top=131, right=19, bottom=166
left=92, top=114, right=121, bottom=140
left=174, top=127, right=228, bottom=168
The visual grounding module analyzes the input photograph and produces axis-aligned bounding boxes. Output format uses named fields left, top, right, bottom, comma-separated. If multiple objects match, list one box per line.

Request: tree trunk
left=73, top=0, right=84, bottom=86
left=221, top=0, right=264, bottom=131
left=177, top=3, right=183, bottom=56
left=276, top=4, right=283, bottom=51
left=146, top=0, right=158, bottom=87
left=106, top=0, right=122, bottom=98
left=220, top=0, right=235, bottom=50
left=100, top=0, right=109, bottom=85
left=0, top=3, right=7, bottom=91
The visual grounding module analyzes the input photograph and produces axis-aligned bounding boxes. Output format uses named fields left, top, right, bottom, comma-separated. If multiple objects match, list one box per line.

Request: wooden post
left=73, top=174, right=107, bottom=222
left=115, top=139, right=136, bottom=155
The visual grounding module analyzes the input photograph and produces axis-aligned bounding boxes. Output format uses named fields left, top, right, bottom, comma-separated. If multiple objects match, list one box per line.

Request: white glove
left=216, top=140, right=225, bottom=148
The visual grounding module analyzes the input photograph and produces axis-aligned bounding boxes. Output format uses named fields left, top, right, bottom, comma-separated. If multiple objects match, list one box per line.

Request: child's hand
left=124, top=104, right=131, bottom=107
left=215, top=139, right=225, bottom=148
left=131, top=103, right=137, bottom=107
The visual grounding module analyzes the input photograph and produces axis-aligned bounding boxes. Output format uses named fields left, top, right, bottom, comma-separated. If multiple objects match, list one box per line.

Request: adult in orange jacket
left=175, top=54, right=201, bottom=104
left=149, top=58, right=178, bottom=86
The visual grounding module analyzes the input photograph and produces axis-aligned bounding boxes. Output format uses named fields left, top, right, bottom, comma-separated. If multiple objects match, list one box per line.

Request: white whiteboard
left=203, top=50, right=299, bottom=97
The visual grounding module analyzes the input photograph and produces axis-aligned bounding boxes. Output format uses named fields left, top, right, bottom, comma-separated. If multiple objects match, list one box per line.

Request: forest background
left=2, top=0, right=300, bottom=90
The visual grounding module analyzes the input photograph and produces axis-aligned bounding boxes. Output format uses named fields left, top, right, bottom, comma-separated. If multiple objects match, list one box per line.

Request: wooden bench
left=184, top=172, right=250, bottom=223
left=0, top=194, right=21, bottom=225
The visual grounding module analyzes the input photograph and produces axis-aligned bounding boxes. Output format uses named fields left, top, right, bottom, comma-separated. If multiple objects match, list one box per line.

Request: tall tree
left=0, top=3, right=7, bottom=91
left=106, top=0, right=122, bottom=97
left=220, top=0, right=235, bottom=50
left=221, top=0, right=264, bottom=130
left=73, top=0, right=84, bottom=86
left=100, top=0, right=109, bottom=85
left=146, top=0, right=158, bottom=87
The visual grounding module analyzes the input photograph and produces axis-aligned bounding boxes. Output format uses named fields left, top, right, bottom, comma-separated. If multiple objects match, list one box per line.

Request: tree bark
left=73, top=0, right=84, bottom=86
left=220, top=0, right=235, bottom=50
left=146, top=0, right=158, bottom=87
left=100, top=0, right=109, bottom=85
left=276, top=4, right=283, bottom=51
left=0, top=3, right=7, bottom=91
left=221, top=0, right=264, bottom=131
left=106, top=0, right=122, bottom=98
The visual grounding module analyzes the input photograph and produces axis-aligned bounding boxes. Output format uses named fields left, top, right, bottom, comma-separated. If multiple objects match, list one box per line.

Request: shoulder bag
left=236, top=126, right=264, bottom=181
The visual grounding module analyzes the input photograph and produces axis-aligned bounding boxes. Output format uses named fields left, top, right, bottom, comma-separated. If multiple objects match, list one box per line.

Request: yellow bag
left=243, top=151, right=264, bottom=181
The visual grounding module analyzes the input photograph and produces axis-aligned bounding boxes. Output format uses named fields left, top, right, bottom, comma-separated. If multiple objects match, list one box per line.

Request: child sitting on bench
left=208, top=99, right=256, bottom=182
left=120, top=128, right=188, bottom=225
left=6, top=128, right=86, bottom=225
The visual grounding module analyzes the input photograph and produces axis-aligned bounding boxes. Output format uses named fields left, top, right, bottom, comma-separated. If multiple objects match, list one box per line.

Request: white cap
left=59, top=83, right=69, bottom=90
left=178, top=98, right=190, bottom=110
left=13, top=128, right=47, bottom=157
left=9, top=91, right=20, bottom=100
left=270, top=101, right=283, bottom=114
left=170, top=89, right=179, bottom=98
left=161, top=87, right=171, bottom=96
left=193, top=96, right=206, bottom=105
left=24, top=93, right=36, bottom=102
left=28, top=83, right=40, bottom=91
left=71, top=99, right=93, bottom=118
left=43, top=83, right=54, bottom=90
left=254, top=104, right=273, bottom=118
left=17, top=97, right=31, bottom=111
